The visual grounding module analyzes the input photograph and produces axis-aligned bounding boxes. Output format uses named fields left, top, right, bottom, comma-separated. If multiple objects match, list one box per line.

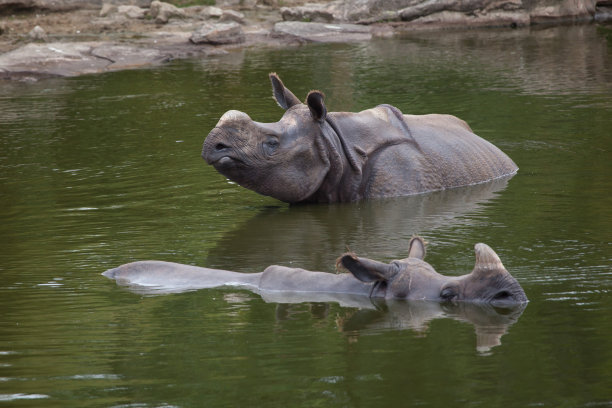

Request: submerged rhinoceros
left=201, top=73, right=518, bottom=204
left=103, top=237, right=527, bottom=307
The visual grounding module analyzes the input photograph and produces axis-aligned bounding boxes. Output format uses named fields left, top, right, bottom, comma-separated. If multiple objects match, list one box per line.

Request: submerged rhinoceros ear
left=269, top=72, right=301, bottom=110
left=306, top=90, right=327, bottom=123
left=337, top=253, right=393, bottom=283
left=408, top=236, right=427, bottom=260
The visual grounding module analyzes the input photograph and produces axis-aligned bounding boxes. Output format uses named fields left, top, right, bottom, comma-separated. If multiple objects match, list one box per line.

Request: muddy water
left=1, top=25, right=611, bottom=407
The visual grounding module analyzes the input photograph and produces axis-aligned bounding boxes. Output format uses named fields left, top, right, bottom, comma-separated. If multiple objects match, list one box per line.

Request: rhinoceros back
left=405, top=113, right=517, bottom=188
left=354, top=110, right=517, bottom=198
left=259, top=266, right=371, bottom=295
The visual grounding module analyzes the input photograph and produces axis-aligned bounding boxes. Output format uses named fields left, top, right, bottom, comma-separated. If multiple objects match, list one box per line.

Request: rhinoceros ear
left=408, top=236, right=427, bottom=260
left=306, top=90, right=327, bottom=123
left=337, top=253, right=392, bottom=283
left=471, top=243, right=508, bottom=277
left=269, top=72, right=301, bottom=110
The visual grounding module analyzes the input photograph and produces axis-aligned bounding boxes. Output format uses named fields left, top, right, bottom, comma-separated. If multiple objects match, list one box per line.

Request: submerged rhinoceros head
left=202, top=73, right=338, bottom=203
left=338, top=237, right=528, bottom=306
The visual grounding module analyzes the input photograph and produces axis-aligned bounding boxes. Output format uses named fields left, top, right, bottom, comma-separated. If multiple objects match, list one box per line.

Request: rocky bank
left=1, top=0, right=611, bottom=80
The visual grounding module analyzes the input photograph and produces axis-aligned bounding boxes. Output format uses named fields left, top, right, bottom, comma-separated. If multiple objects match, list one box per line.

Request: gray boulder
left=117, top=5, right=146, bottom=19
left=190, top=22, right=245, bottom=45
left=28, top=25, right=47, bottom=41
left=0, top=0, right=101, bottom=13
left=219, top=9, right=245, bottom=24
left=200, top=5, right=223, bottom=19
left=181, top=5, right=223, bottom=20
left=149, top=0, right=186, bottom=24
left=0, top=42, right=168, bottom=78
left=102, top=0, right=150, bottom=7
left=280, top=3, right=337, bottom=23
left=528, top=0, right=596, bottom=24
left=215, top=0, right=256, bottom=7
left=595, top=2, right=612, bottom=22
left=277, top=0, right=599, bottom=26
left=273, top=21, right=372, bottom=42
left=99, top=3, right=117, bottom=16
left=398, top=0, right=524, bottom=22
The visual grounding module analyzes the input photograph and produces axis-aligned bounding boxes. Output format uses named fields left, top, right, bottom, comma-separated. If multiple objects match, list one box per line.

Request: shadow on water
left=205, top=176, right=513, bottom=272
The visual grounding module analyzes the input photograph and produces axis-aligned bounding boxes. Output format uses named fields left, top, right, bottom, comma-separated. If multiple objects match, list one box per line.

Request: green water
left=1, top=25, right=611, bottom=407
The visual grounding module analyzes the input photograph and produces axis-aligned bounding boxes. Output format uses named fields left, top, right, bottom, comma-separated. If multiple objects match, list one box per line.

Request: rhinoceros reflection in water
left=204, top=176, right=512, bottom=272
left=271, top=299, right=525, bottom=353
left=103, top=237, right=527, bottom=307
left=335, top=301, right=526, bottom=354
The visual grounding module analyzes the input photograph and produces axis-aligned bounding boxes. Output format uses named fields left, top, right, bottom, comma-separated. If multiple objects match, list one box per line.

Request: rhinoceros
left=103, top=237, right=527, bottom=307
left=202, top=73, right=518, bottom=204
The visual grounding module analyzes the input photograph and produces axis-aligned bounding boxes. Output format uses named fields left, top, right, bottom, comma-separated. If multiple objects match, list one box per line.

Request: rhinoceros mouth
left=211, top=155, right=246, bottom=172
left=203, top=148, right=243, bottom=166
left=215, top=156, right=242, bottom=166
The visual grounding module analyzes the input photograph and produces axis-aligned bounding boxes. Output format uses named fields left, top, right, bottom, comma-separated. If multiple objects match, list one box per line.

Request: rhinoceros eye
left=263, top=137, right=279, bottom=155
left=440, top=286, right=457, bottom=301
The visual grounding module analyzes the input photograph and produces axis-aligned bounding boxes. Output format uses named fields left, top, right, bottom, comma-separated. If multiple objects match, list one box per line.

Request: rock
left=529, top=0, right=596, bottom=24
left=99, top=3, right=147, bottom=20
left=280, top=3, right=337, bottom=23
left=277, top=0, right=597, bottom=26
left=595, top=1, right=612, bottom=22
left=273, top=21, right=372, bottom=42
left=219, top=9, right=245, bottom=24
left=149, top=0, right=186, bottom=24
left=0, top=0, right=100, bottom=13
left=278, top=0, right=412, bottom=24
left=200, top=5, right=223, bottom=19
left=407, top=9, right=528, bottom=28
left=103, top=0, right=150, bottom=7
left=215, top=0, right=256, bottom=7
left=0, top=42, right=107, bottom=77
left=117, top=5, right=146, bottom=19
left=398, top=1, right=518, bottom=21
left=99, top=3, right=117, bottom=17
left=91, top=44, right=168, bottom=69
left=180, top=5, right=205, bottom=19
left=0, top=42, right=169, bottom=78
left=28, top=25, right=47, bottom=41
left=190, top=22, right=245, bottom=45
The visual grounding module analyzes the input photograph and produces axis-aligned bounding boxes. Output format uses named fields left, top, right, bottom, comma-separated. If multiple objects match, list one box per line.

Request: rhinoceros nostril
left=215, top=143, right=230, bottom=151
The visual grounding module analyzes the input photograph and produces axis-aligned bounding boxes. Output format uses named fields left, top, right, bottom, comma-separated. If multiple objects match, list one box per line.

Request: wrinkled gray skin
left=202, top=73, right=518, bottom=203
left=103, top=237, right=527, bottom=307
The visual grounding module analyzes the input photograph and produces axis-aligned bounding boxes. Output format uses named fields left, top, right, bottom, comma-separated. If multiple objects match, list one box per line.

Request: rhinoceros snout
left=202, top=110, right=252, bottom=164
left=203, top=126, right=247, bottom=168
left=202, top=130, right=230, bottom=164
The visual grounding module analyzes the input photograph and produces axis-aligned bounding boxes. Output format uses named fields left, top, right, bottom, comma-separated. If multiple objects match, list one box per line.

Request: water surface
left=1, top=25, right=611, bottom=407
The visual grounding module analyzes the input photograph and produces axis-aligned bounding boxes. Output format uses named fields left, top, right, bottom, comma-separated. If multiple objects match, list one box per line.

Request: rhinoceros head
left=338, top=237, right=528, bottom=306
left=202, top=73, right=337, bottom=203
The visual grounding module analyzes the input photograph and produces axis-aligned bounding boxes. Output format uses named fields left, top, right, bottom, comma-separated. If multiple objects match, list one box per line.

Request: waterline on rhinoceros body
left=201, top=73, right=518, bottom=204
